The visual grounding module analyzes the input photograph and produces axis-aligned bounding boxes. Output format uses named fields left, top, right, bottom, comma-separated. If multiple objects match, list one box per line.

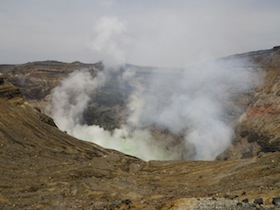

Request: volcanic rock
left=272, top=197, right=280, bottom=206
left=254, top=198, right=264, bottom=205
left=217, top=47, right=280, bottom=159
left=0, top=80, right=279, bottom=209
left=0, top=60, right=101, bottom=108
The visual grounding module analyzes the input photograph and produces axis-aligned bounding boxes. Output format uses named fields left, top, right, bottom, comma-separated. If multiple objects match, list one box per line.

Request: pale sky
left=0, top=0, right=280, bottom=67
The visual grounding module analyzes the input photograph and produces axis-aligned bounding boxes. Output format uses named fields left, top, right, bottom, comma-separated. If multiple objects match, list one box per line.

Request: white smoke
left=49, top=60, right=261, bottom=161
left=129, top=60, right=259, bottom=160
left=89, top=16, right=130, bottom=68
left=48, top=16, right=263, bottom=161
left=50, top=70, right=106, bottom=131
left=48, top=69, right=178, bottom=161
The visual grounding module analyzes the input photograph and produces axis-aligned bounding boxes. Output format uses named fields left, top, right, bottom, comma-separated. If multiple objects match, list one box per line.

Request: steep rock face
left=0, top=81, right=279, bottom=209
left=220, top=47, right=280, bottom=159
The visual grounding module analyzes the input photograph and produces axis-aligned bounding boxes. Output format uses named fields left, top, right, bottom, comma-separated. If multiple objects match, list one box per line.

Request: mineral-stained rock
left=218, top=47, right=280, bottom=159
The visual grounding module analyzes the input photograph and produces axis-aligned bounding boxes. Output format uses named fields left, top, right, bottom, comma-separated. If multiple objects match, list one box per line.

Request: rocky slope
left=0, top=60, right=102, bottom=111
left=1, top=47, right=280, bottom=160
left=0, top=61, right=133, bottom=130
left=0, top=81, right=279, bottom=209
left=220, top=46, right=280, bottom=159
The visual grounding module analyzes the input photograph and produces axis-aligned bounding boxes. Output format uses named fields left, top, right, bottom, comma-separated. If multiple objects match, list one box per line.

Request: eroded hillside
left=0, top=81, right=280, bottom=209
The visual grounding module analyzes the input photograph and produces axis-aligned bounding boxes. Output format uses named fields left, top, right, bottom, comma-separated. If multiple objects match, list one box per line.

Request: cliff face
left=0, top=81, right=279, bottom=209
left=220, top=46, right=280, bottom=159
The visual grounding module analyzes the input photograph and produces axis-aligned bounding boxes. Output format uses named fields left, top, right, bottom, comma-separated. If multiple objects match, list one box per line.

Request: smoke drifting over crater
left=126, top=61, right=256, bottom=160
left=89, top=16, right=129, bottom=68
left=49, top=61, right=262, bottom=161
left=48, top=16, right=264, bottom=161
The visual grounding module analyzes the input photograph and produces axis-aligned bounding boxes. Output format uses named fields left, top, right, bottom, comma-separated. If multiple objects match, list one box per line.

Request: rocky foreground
left=0, top=47, right=280, bottom=209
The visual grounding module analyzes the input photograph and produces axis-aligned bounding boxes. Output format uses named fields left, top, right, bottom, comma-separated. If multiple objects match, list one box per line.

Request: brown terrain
left=0, top=47, right=280, bottom=209
left=220, top=46, right=280, bottom=160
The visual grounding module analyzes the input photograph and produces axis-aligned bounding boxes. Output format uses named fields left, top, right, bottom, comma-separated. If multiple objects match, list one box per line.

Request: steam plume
left=127, top=60, right=258, bottom=160
left=89, top=16, right=129, bottom=68
left=48, top=16, right=263, bottom=161
left=49, top=69, right=178, bottom=161
left=49, top=59, right=261, bottom=161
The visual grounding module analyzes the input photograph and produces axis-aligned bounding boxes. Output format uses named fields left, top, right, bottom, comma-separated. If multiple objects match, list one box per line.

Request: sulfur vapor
left=48, top=16, right=264, bottom=161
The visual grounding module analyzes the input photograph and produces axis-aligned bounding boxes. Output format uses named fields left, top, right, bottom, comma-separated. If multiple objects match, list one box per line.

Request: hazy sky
left=1, top=0, right=280, bottom=67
